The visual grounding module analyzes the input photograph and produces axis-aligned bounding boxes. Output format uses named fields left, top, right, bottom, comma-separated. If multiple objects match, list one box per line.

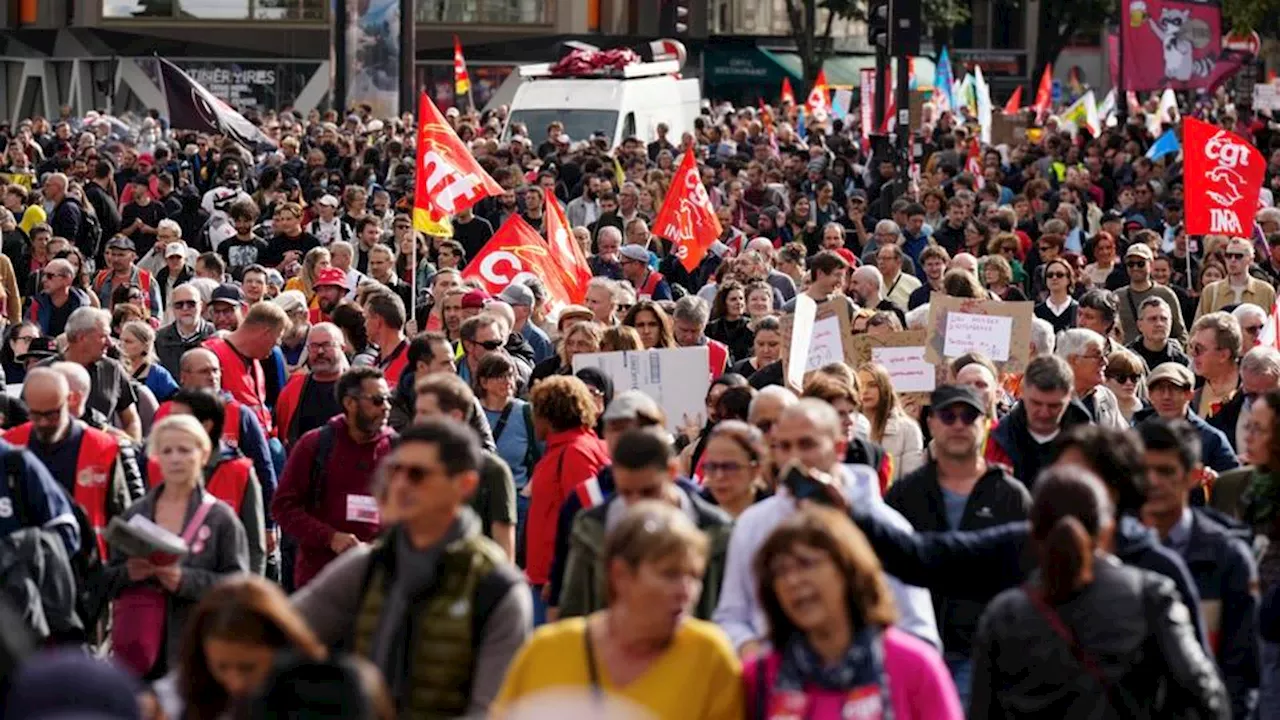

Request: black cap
left=210, top=283, right=245, bottom=306
left=17, top=336, right=58, bottom=362
left=104, top=235, right=135, bottom=252
left=930, top=384, right=986, bottom=414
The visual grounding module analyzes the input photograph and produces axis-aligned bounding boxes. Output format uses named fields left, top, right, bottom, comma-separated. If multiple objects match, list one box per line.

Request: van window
left=504, top=109, right=619, bottom=146
left=622, top=113, right=636, bottom=142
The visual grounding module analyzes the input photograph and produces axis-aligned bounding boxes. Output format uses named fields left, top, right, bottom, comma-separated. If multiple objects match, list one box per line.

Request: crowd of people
left=0, top=79, right=1279, bottom=720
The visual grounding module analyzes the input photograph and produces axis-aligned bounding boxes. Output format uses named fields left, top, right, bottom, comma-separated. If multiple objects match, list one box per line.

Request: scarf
left=773, top=625, right=894, bottom=719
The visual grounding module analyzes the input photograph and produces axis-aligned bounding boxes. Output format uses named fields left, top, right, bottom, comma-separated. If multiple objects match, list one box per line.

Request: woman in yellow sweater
left=494, top=501, right=743, bottom=720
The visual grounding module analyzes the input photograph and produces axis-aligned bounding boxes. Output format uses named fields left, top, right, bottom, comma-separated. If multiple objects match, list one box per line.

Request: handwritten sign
left=806, top=315, right=844, bottom=371
left=782, top=299, right=858, bottom=392
left=871, top=346, right=936, bottom=393
left=573, top=347, right=709, bottom=433
left=943, top=312, right=1013, bottom=361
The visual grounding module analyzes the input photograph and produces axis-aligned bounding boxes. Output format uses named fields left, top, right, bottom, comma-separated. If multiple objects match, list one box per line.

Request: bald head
left=50, top=361, right=90, bottom=421
left=23, top=368, right=72, bottom=444
left=23, top=367, right=69, bottom=401
left=951, top=253, right=979, bottom=274
left=748, top=385, right=797, bottom=431
left=180, top=348, right=221, bottom=390
left=746, top=237, right=775, bottom=257
left=955, top=363, right=998, bottom=415
left=306, top=322, right=345, bottom=377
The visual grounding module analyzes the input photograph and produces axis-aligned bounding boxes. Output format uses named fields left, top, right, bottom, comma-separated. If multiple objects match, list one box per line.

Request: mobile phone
left=782, top=463, right=837, bottom=507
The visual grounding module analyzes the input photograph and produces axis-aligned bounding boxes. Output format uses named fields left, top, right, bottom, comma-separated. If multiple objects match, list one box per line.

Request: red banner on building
left=1183, top=116, right=1264, bottom=236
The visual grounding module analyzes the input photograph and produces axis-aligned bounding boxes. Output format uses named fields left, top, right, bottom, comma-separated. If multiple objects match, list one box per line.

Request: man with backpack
left=272, top=366, right=396, bottom=589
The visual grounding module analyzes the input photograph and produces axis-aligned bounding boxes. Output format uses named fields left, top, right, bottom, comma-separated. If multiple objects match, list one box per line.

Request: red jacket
left=525, top=427, right=609, bottom=585
left=271, top=415, right=396, bottom=588
left=205, top=336, right=273, bottom=436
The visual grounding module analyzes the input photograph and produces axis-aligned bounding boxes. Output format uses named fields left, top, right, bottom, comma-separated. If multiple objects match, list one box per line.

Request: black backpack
left=77, top=209, right=103, bottom=264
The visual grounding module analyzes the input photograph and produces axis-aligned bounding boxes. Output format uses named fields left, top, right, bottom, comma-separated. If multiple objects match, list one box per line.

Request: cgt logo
left=477, top=246, right=549, bottom=287
left=1206, top=131, right=1252, bottom=170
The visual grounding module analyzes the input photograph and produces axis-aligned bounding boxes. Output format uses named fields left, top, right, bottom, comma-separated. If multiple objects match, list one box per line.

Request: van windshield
left=506, top=109, right=619, bottom=145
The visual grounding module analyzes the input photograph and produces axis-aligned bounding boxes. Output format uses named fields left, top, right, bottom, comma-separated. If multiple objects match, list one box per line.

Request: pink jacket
left=743, top=627, right=964, bottom=720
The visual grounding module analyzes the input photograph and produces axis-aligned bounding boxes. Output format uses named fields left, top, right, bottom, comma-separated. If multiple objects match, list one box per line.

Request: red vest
left=707, top=339, right=729, bottom=381
left=6, top=422, right=119, bottom=558
left=378, top=339, right=409, bottom=386
left=205, top=336, right=273, bottom=436
left=93, top=267, right=155, bottom=312
left=638, top=270, right=665, bottom=300
left=154, top=399, right=242, bottom=449
left=147, top=455, right=251, bottom=513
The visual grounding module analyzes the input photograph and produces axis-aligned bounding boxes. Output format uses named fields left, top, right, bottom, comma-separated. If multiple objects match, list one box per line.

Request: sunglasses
left=385, top=460, right=437, bottom=486
left=1225, top=252, right=1250, bottom=260
left=935, top=405, right=982, bottom=426
left=361, top=393, right=392, bottom=406
left=1244, top=324, right=1264, bottom=334
left=1107, top=372, right=1141, bottom=384
left=1045, top=271, right=1069, bottom=280
left=474, top=339, right=504, bottom=351
left=1125, top=260, right=1147, bottom=269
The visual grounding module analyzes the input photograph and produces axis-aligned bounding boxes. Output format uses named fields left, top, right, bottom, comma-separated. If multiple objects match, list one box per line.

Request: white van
left=503, top=57, right=702, bottom=148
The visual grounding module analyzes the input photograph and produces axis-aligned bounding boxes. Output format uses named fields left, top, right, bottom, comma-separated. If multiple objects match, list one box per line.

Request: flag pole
left=411, top=232, right=418, bottom=326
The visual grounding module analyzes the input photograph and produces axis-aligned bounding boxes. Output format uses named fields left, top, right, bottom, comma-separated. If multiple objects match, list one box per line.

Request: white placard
left=572, top=347, right=710, bottom=433
left=805, top=315, right=844, bottom=372
left=1255, top=83, right=1280, bottom=111
left=871, top=346, right=936, bottom=393
left=786, top=294, right=818, bottom=390
left=943, top=312, right=1013, bottom=361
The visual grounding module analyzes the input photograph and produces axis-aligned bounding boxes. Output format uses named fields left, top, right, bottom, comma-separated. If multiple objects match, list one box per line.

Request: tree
left=1028, top=0, right=1115, bottom=87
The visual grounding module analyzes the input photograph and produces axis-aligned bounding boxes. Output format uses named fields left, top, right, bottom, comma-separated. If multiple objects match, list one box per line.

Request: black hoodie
left=988, top=398, right=1094, bottom=490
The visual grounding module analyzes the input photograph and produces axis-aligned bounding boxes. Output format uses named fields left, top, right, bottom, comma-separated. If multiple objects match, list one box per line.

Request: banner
left=934, top=47, right=956, bottom=114
left=462, top=215, right=573, bottom=304
left=343, top=0, right=401, bottom=118
left=781, top=77, right=796, bottom=106
left=412, top=91, right=502, bottom=235
left=806, top=69, right=832, bottom=118
left=1119, top=0, right=1231, bottom=92
left=860, top=68, right=875, bottom=146
left=1032, top=63, right=1053, bottom=118
left=543, top=188, right=592, bottom=304
left=652, top=148, right=723, bottom=271
left=1183, top=116, right=1264, bottom=236
left=1002, top=86, right=1022, bottom=115
left=158, top=57, right=275, bottom=149
left=572, top=348, right=710, bottom=434
left=453, top=35, right=472, bottom=106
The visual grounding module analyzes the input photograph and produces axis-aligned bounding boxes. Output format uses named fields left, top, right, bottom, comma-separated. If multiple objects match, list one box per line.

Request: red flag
left=543, top=187, right=591, bottom=304
left=781, top=77, right=796, bottom=106
left=652, top=148, right=722, bottom=272
left=805, top=70, right=831, bottom=116
left=453, top=35, right=471, bottom=99
left=966, top=139, right=985, bottom=189
left=1032, top=64, right=1053, bottom=117
left=1184, top=117, right=1265, bottom=236
left=1002, top=86, right=1023, bottom=115
left=412, top=91, right=502, bottom=232
left=462, top=215, right=573, bottom=304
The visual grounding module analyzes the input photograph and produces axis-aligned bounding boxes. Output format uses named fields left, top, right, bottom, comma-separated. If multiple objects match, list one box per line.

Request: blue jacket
left=27, top=288, right=91, bottom=336
left=1134, top=408, right=1240, bottom=474
left=1179, top=508, right=1260, bottom=720
left=0, top=442, right=81, bottom=557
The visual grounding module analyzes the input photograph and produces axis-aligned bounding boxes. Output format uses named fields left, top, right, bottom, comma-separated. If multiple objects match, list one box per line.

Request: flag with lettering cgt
left=1183, top=117, right=1264, bottom=236
left=543, top=187, right=592, bottom=304
left=412, top=91, right=502, bottom=237
left=651, top=147, right=723, bottom=271
left=462, top=214, right=574, bottom=305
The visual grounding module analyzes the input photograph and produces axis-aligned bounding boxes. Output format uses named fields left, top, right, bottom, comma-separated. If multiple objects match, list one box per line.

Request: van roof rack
left=519, top=59, right=681, bottom=80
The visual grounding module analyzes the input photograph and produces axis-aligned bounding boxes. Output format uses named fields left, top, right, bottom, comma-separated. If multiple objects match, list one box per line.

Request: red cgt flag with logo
left=652, top=147, right=723, bottom=272
left=1184, top=117, right=1264, bottom=236
left=412, top=91, right=502, bottom=233
left=462, top=214, right=574, bottom=304
left=543, top=188, right=592, bottom=304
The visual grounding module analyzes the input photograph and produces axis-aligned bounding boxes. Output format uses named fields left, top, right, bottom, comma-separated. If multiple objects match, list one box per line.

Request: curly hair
left=529, top=375, right=599, bottom=431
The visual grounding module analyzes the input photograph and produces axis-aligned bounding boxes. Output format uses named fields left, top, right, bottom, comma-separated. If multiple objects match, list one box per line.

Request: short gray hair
left=874, top=219, right=900, bottom=236
left=852, top=265, right=883, bottom=292
left=672, top=295, right=709, bottom=327
left=65, top=307, right=110, bottom=341
left=1030, top=318, right=1056, bottom=356
left=1056, top=328, right=1106, bottom=360
left=1138, top=295, right=1172, bottom=318
left=1023, top=354, right=1074, bottom=394
left=157, top=218, right=182, bottom=237
left=587, top=276, right=620, bottom=301
left=1241, top=345, right=1280, bottom=379
left=597, top=225, right=622, bottom=245
left=749, top=385, right=797, bottom=418
left=1232, top=303, right=1267, bottom=327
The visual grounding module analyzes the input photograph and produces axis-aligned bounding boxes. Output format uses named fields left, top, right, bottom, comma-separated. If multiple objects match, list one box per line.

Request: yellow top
left=493, top=616, right=743, bottom=720
left=18, top=204, right=45, bottom=236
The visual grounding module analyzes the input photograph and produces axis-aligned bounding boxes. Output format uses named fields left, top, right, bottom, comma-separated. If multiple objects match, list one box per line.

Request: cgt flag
left=158, top=57, right=274, bottom=149
left=462, top=215, right=573, bottom=304
left=1184, top=117, right=1264, bottom=236
left=543, top=187, right=592, bottom=304
left=412, top=91, right=502, bottom=238
left=453, top=35, right=472, bottom=102
left=652, top=147, right=722, bottom=271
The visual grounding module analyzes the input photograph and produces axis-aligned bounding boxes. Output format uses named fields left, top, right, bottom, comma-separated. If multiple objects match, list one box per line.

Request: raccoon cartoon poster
left=1120, top=0, right=1232, bottom=91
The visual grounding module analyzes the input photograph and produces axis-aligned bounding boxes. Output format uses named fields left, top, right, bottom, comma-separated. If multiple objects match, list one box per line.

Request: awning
left=701, top=45, right=800, bottom=92
left=759, top=48, right=936, bottom=90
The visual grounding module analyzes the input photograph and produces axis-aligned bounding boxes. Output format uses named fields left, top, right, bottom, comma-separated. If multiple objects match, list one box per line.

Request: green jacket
left=559, top=485, right=733, bottom=620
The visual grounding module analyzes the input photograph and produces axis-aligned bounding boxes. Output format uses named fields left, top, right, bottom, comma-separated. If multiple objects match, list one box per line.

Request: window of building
left=103, top=0, right=326, bottom=21
left=415, top=0, right=553, bottom=25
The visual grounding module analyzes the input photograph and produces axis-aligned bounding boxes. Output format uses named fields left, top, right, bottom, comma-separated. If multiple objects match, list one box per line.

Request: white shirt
left=712, top=463, right=940, bottom=652
left=1044, top=294, right=1073, bottom=316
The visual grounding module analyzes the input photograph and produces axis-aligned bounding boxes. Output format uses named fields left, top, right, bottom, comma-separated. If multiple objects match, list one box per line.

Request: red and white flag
left=805, top=70, right=832, bottom=117
left=1258, top=301, right=1280, bottom=350
left=453, top=35, right=472, bottom=102
left=543, top=187, right=592, bottom=304
left=966, top=139, right=985, bottom=188
left=652, top=148, right=723, bottom=271
left=1032, top=63, right=1053, bottom=120
left=412, top=91, right=502, bottom=236
left=463, top=215, right=574, bottom=304
left=1183, top=117, right=1264, bottom=236
left=781, top=77, right=796, bottom=106
left=1002, top=86, right=1022, bottom=115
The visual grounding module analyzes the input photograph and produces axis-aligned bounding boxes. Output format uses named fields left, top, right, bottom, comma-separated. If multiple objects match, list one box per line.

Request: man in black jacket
left=886, top=385, right=1031, bottom=705
left=84, top=161, right=121, bottom=241
left=986, top=354, right=1094, bottom=490
left=42, top=173, right=81, bottom=245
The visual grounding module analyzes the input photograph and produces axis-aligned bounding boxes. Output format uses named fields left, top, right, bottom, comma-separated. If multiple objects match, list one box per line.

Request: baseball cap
left=461, top=289, right=491, bottom=309
left=1148, top=362, right=1194, bottom=389
left=17, top=336, right=58, bottom=362
left=210, top=283, right=245, bottom=306
left=314, top=266, right=349, bottom=289
left=848, top=189, right=868, bottom=203
left=1101, top=209, right=1124, bottom=224
left=317, top=194, right=339, bottom=208
left=1125, top=243, right=1154, bottom=260
left=557, top=304, right=594, bottom=331
left=602, top=390, right=662, bottom=423
left=619, top=245, right=649, bottom=263
left=930, top=384, right=986, bottom=415
left=498, top=284, right=535, bottom=307
left=164, top=242, right=186, bottom=258
left=104, top=236, right=135, bottom=252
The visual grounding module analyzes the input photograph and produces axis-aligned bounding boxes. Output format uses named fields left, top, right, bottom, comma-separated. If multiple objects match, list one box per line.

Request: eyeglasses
left=28, top=404, right=66, bottom=421
left=1045, top=272, right=1069, bottom=280
left=173, top=300, right=198, bottom=310
left=307, top=341, right=340, bottom=352
left=1079, top=352, right=1107, bottom=363
left=702, top=461, right=753, bottom=475
left=1107, top=372, right=1141, bottom=384
left=1125, top=260, right=1148, bottom=269
left=473, top=339, right=504, bottom=351
left=1188, top=343, right=1218, bottom=356
left=361, top=393, right=392, bottom=406
left=11, top=335, right=37, bottom=343
left=385, top=460, right=439, bottom=486
left=935, top=405, right=982, bottom=426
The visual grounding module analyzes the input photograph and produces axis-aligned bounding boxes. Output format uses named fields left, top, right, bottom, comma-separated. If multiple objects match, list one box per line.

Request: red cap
left=834, top=248, right=859, bottom=267
left=314, top=267, right=349, bottom=289
left=461, top=289, right=491, bottom=309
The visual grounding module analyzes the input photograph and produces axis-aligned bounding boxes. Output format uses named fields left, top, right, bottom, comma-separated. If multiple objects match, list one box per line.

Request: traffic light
left=661, top=0, right=690, bottom=35
left=867, top=0, right=889, bottom=49
left=889, top=0, right=921, bottom=57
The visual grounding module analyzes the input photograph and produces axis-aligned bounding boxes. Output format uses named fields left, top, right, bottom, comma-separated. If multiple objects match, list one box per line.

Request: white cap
left=164, top=242, right=186, bottom=258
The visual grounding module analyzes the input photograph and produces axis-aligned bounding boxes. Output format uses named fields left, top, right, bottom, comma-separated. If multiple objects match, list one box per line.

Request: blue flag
left=796, top=107, right=807, bottom=139
left=1146, top=129, right=1181, bottom=160
left=934, top=47, right=956, bottom=112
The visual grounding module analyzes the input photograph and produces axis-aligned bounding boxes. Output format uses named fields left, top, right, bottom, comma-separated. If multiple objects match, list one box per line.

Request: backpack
left=307, top=425, right=336, bottom=511
left=77, top=209, right=102, bottom=264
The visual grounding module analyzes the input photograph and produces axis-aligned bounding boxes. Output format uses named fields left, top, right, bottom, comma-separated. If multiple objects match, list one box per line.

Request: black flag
left=157, top=57, right=275, bottom=149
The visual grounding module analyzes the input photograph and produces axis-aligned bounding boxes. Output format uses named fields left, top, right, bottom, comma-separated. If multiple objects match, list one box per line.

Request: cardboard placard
left=572, top=347, right=710, bottom=433
left=781, top=299, right=859, bottom=392
left=850, top=330, right=943, bottom=410
left=924, top=294, right=1034, bottom=374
